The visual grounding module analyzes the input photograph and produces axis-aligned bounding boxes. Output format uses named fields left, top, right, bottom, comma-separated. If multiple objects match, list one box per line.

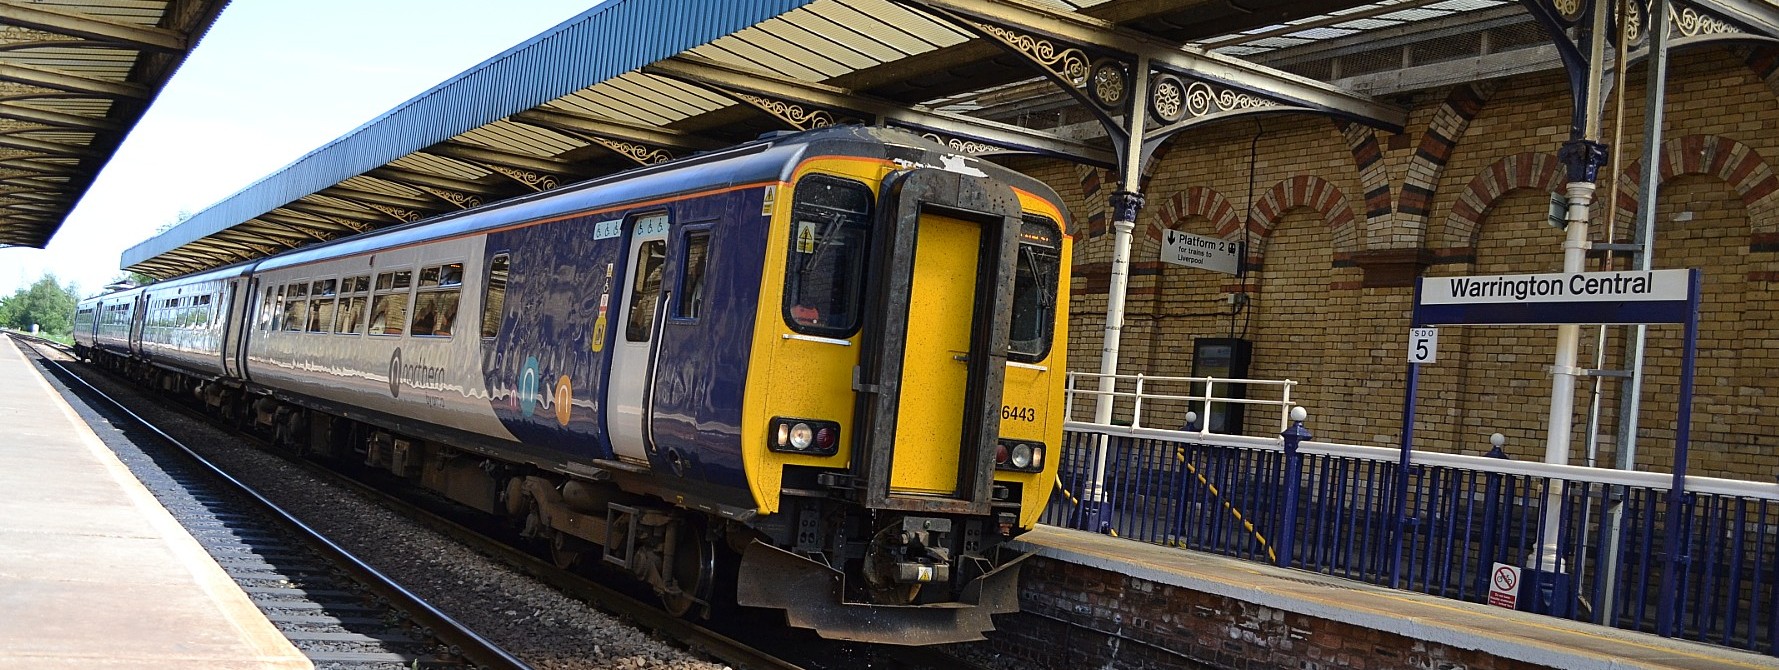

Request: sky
left=0, top=0, right=599, bottom=298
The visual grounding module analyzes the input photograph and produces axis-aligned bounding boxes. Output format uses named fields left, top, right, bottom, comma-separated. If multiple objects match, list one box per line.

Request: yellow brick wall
left=1007, top=45, right=1779, bottom=481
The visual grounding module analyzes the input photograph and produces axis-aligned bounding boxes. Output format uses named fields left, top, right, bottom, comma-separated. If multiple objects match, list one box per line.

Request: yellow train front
left=732, top=128, right=1071, bottom=642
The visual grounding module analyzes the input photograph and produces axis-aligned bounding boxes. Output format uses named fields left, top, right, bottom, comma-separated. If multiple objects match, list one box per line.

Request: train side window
left=783, top=175, right=872, bottom=336
left=481, top=254, right=509, bottom=339
left=412, top=262, right=462, bottom=338
left=309, top=279, right=337, bottom=333
left=335, top=275, right=370, bottom=334
left=675, top=232, right=710, bottom=320
left=266, top=285, right=284, bottom=331
left=1009, top=216, right=1062, bottom=362
left=283, top=282, right=308, bottom=332
left=369, top=269, right=412, bottom=336
left=625, top=240, right=667, bottom=342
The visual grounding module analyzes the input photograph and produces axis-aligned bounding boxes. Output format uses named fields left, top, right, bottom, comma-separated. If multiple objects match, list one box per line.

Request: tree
left=0, top=273, right=80, bottom=336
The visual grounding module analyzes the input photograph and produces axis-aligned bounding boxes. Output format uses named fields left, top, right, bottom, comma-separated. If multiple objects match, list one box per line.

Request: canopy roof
left=0, top=0, right=227, bottom=250
left=119, top=0, right=1779, bottom=278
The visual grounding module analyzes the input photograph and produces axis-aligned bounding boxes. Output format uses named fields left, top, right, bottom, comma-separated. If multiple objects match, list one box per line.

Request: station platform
left=1010, top=525, right=1779, bottom=670
left=0, top=338, right=311, bottom=669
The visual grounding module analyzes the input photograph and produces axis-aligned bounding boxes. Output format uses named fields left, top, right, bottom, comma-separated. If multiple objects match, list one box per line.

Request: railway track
left=16, top=333, right=979, bottom=670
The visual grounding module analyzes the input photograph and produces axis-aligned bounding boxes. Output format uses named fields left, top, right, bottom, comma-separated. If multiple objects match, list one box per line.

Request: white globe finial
left=1490, top=432, right=1506, bottom=448
left=1184, top=411, right=1199, bottom=425
left=1289, top=406, right=1308, bottom=423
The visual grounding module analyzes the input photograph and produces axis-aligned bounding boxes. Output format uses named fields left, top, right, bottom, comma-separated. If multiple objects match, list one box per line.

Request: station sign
left=1416, top=269, right=1693, bottom=326
left=1160, top=229, right=1241, bottom=276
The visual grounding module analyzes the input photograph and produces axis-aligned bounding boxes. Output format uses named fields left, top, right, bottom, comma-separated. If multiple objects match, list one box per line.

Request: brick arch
left=1143, top=186, right=1242, bottom=244
left=1074, top=163, right=1110, bottom=239
left=1613, top=134, right=1779, bottom=236
left=1337, top=83, right=1496, bottom=245
left=1248, top=175, right=1360, bottom=257
left=1438, top=152, right=1565, bottom=249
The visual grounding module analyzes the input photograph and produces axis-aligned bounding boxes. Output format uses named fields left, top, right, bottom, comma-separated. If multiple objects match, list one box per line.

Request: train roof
left=248, top=125, right=1067, bottom=274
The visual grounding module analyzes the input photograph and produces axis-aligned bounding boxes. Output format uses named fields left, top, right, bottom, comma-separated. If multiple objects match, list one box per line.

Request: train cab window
left=412, top=263, right=462, bottom=337
left=675, top=232, right=709, bottom=320
left=283, top=282, right=308, bottom=332
left=481, top=254, right=509, bottom=339
left=369, top=269, right=412, bottom=336
left=336, top=275, right=370, bottom=335
left=783, top=176, right=872, bottom=336
left=1009, top=217, right=1061, bottom=362
left=625, top=241, right=667, bottom=342
left=309, top=279, right=337, bottom=333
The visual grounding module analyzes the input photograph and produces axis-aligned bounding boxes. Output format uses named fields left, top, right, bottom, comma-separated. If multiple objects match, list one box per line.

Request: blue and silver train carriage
left=75, top=126, right=1073, bottom=643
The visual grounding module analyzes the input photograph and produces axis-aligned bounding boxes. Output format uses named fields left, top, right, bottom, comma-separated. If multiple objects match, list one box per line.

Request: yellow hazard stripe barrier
left=1048, top=450, right=1276, bottom=560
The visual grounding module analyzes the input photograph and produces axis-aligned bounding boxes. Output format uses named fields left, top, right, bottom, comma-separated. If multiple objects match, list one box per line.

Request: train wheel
left=660, top=521, right=715, bottom=618
left=550, top=532, right=583, bottom=569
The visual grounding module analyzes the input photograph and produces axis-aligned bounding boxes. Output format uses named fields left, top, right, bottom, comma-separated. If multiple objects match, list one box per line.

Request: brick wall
left=1007, top=45, right=1779, bottom=480
left=950, top=556, right=1542, bottom=670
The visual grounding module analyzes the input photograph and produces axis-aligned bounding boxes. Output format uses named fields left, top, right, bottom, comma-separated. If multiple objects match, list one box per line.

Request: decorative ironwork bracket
left=583, top=135, right=674, bottom=165
left=414, top=186, right=482, bottom=210
left=485, top=164, right=559, bottom=192
left=728, top=91, right=841, bottom=131
left=364, top=202, right=423, bottom=224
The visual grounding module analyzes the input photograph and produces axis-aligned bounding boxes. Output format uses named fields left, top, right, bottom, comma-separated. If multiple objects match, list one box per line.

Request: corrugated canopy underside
left=118, top=0, right=1778, bottom=278
left=0, top=0, right=227, bottom=250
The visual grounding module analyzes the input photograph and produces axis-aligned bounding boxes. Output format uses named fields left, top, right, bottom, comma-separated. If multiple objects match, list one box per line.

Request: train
left=72, top=125, right=1072, bottom=644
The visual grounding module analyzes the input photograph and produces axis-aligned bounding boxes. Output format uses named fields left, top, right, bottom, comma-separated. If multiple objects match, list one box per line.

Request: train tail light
left=995, top=440, right=1044, bottom=473
left=769, top=417, right=841, bottom=456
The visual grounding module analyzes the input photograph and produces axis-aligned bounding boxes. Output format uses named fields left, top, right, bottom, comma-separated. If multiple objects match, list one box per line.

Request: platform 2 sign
left=1160, top=230, right=1241, bottom=276
left=1488, top=562, right=1520, bottom=609
left=1416, top=269, right=1694, bottom=326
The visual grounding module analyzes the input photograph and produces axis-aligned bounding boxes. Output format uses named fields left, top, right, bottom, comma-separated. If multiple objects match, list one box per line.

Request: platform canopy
left=118, top=0, right=1779, bottom=278
left=0, top=0, right=226, bottom=251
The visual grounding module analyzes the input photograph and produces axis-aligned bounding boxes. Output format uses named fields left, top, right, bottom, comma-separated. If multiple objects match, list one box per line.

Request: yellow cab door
left=890, top=213, right=979, bottom=495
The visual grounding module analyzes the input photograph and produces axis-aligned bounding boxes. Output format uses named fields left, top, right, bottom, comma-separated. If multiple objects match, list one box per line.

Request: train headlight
left=769, top=417, right=841, bottom=456
left=995, top=440, right=1045, bottom=473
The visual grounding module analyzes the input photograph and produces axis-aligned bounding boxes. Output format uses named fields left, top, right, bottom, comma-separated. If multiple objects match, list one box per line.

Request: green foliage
left=0, top=273, right=80, bottom=337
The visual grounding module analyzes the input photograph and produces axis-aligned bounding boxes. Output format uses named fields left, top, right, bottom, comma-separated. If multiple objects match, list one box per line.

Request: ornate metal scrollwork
left=1149, top=74, right=1187, bottom=124
left=587, top=136, right=674, bottom=165
left=1617, top=0, right=1646, bottom=46
left=1087, top=60, right=1128, bottom=110
left=487, top=165, right=560, bottom=192
left=416, top=186, right=482, bottom=210
left=730, top=92, right=836, bottom=131
left=1553, top=0, right=1585, bottom=23
left=1672, top=5, right=1738, bottom=37
left=1183, top=81, right=1277, bottom=119
left=365, top=203, right=423, bottom=223
left=965, top=19, right=1090, bottom=87
left=917, top=132, right=1001, bottom=155
left=319, top=215, right=370, bottom=234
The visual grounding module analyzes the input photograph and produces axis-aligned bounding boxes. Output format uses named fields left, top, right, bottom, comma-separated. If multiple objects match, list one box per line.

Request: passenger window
left=309, top=279, right=337, bottom=333
left=1010, top=217, right=1061, bottom=362
left=482, top=254, right=509, bottom=339
left=625, top=240, right=667, bottom=342
left=412, top=262, right=462, bottom=337
left=676, top=232, right=709, bottom=320
left=283, top=282, right=307, bottom=332
left=784, top=176, right=872, bottom=336
left=335, top=275, right=370, bottom=334
left=369, top=269, right=412, bottom=336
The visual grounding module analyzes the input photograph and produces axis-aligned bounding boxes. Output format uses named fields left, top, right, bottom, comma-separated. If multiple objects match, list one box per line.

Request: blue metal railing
left=1044, top=389, right=1779, bottom=654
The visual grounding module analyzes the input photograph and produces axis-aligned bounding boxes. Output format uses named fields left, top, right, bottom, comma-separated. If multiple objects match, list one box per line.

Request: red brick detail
left=1749, top=271, right=1779, bottom=282
left=1250, top=175, right=1360, bottom=257
left=1441, top=152, right=1563, bottom=248
left=1613, top=134, right=1779, bottom=234
left=1330, top=280, right=1365, bottom=290
left=1147, top=186, right=1242, bottom=245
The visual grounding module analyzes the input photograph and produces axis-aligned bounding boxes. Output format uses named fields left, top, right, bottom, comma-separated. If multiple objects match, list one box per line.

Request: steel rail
left=10, top=334, right=533, bottom=670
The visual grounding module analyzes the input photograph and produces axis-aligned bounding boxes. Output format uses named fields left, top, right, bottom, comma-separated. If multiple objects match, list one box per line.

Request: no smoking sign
left=1488, top=562, right=1520, bottom=609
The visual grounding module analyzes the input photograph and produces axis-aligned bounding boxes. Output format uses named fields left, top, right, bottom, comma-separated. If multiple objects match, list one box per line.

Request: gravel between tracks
left=53, top=350, right=730, bottom=670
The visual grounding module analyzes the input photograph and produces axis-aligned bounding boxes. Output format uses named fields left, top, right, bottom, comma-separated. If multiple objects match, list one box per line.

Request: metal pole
left=1084, top=56, right=1152, bottom=532
left=1393, top=280, right=1425, bottom=589
left=1602, top=0, right=1671, bottom=623
left=1277, top=407, right=1309, bottom=569
left=1656, top=268, right=1703, bottom=636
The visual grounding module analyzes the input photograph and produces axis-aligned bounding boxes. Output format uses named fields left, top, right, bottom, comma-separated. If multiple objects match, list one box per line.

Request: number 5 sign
left=1408, top=327, right=1438, bottom=364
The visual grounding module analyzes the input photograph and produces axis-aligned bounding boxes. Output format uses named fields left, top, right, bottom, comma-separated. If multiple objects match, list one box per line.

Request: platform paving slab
left=0, top=338, right=311, bottom=670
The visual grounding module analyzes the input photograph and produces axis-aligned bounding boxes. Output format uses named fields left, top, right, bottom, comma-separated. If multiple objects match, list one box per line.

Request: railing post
left=1477, top=434, right=1508, bottom=599
left=1276, top=406, right=1310, bottom=568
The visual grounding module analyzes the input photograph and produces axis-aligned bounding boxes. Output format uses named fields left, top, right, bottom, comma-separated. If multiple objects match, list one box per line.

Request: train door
left=854, top=168, right=1022, bottom=515
left=128, top=292, right=146, bottom=354
left=605, top=212, right=670, bottom=465
left=221, top=279, right=242, bottom=378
